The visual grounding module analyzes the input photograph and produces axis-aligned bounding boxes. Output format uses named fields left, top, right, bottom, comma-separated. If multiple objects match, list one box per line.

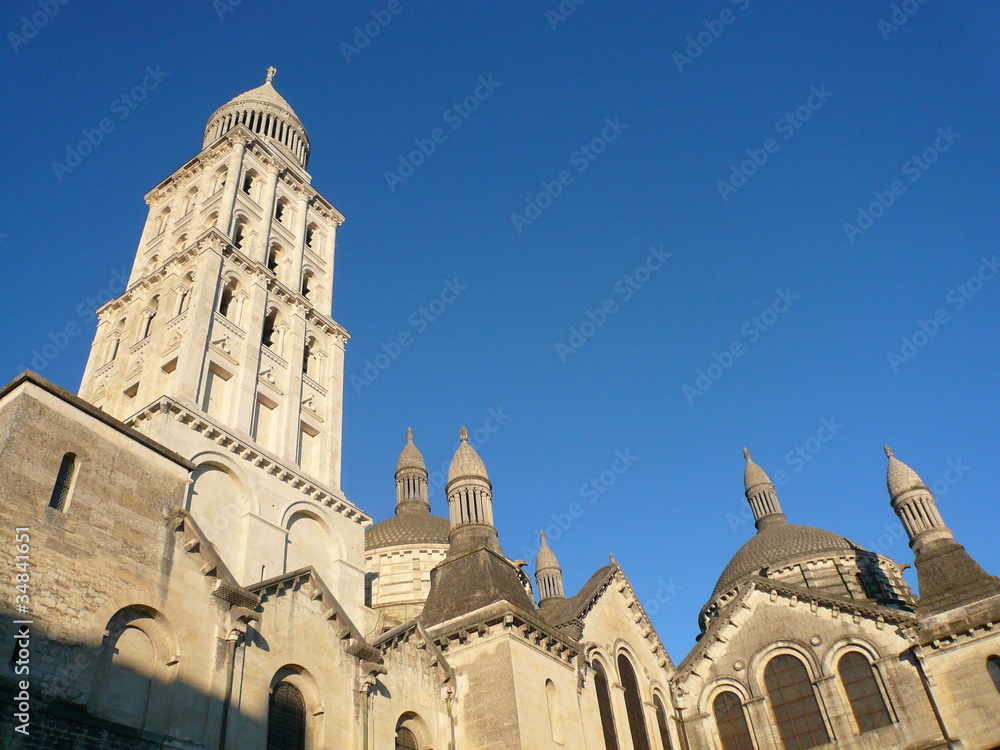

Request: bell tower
left=79, top=68, right=348, bottom=490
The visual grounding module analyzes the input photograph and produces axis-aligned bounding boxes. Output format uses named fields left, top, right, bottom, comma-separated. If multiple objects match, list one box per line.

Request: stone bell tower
left=79, top=67, right=348, bottom=490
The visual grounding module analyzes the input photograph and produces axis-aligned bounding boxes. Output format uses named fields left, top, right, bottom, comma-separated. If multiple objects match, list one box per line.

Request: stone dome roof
left=885, top=445, right=926, bottom=499
left=448, top=427, right=489, bottom=484
left=397, top=428, right=426, bottom=474
left=713, top=522, right=863, bottom=596
left=203, top=67, right=310, bottom=168
left=743, top=447, right=772, bottom=489
left=536, top=531, right=560, bottom=571
left=365, top=510, right=450, bottom=550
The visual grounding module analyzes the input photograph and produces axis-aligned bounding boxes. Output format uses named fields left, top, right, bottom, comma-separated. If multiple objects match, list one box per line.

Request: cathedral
left=2, top=70, right=1000, bottom=750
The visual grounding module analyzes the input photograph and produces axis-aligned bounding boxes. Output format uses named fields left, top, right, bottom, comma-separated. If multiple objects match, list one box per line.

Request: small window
left=838, top=652, right=892, bottom=732
left=233, top=220, right=247, bottom=250
left=713, top=691, right=754, bottom=750
left=305, top=224, right=317, bottom=249
left=242, top=171, right=255, bottom=195
left=654, top=696, right=672, bottom=750
left=267, top=244, right=281, bottom=275
left=219, top=279, right=237, bottom=318
left=267, top=681, right=306, bottom=750
left=48, top=453, right=78, bottom=511
left=395, top=727, right=417, bottom=750
left=546, top=679, right=564, bottom=744
left=275, top=198, right=288, bottom=223
left=301, top=271, right=313, bottom=300
left=988, top=656, right=1000, bottom=697
left=262, top=309, right=278, bottom=349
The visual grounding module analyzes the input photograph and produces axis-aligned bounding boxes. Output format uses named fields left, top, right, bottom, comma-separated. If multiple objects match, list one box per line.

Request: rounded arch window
left=592, top=660, right=620, bottom=750
left=267, top=681, right=306, bottom=750
left=617, top=653, right=651, bottom=750
left=653, top=694, right=672, bottom=749
left=838, top=651, right=891, bottom=732
left=763, top=654, right=829, bottom=749
left=712, top=691, right=754, bottom=750
left=989, top=656, right=1000, bottom=697
left=395, top=726, right=418, bottom=750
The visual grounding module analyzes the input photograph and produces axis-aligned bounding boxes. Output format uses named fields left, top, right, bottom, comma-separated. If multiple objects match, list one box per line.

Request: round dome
left=447, top=427, right=489, bottom=484
left=365, top=511, right=450, bottom=550
left=536, top=532, right=560, bottom=571
left=885, top=446, right=927, bottom=499
left=712, top=523, right=863, bottom=596
left=203, top=67, right=310, bottom=169
left=397, top=428, right=426, bottom=474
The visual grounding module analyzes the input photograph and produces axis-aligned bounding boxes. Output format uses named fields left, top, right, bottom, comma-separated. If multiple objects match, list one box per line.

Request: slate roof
left=365, top=510, right=450, bottom=550
left=713, top=523, right=863, bottom=596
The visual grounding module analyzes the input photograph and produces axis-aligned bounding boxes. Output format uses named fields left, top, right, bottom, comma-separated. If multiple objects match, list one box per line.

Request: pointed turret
left=884, top=446, right=1000, bottom=617
left=743, top=448, right=787, bottom=530
left=884, top=446, right=953, bottom=552
left=535, top=532, right=565, bottom=606
left=395, top=428, right=429, bottom=512
left=445, top=427, right=500, bottom=555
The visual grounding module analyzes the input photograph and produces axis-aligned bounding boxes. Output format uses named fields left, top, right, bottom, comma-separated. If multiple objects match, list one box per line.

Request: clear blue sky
left=3, top=1, right=998, bottom=660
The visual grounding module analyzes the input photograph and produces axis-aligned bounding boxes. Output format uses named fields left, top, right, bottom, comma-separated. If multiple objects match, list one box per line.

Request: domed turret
left=203, top=67, right=310, bottom=168
left=743, top=447, right=787, bottom=529
left=445, top=427, right=500, bottom=555
left=884, top=446, right=952, bottom=552
left=395, top=428, right=429, bottom=511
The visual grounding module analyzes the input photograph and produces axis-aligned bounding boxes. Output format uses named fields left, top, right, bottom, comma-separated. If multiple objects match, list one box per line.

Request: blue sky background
left=2, top=1, right=998, bottom=660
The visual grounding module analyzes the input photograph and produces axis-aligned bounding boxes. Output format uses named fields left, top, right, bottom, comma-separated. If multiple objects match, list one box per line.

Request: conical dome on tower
left=203, top=67, right=310, bottom=168
left=535, top=531, right=565, bottom=605
left=884, top=445, right=952, bottom=552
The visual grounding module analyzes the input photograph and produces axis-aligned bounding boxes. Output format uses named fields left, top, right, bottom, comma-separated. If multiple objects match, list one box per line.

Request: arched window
left=218, top=278, right=237, bottom=319
left=154, top=208, right=169, bottom=235
left=301, top=270, right=314, bottom=300
left=395, top=727, right=418, bottom=750
left=262, top=308, right=278, bottom=349
left=275, top=198, right=289, bottom=223
left=267, top=681, right=306, bottom=750
left=140, top=296, right=159, bottom=340
left=713, top=691, right=754, bottom=750
left=838, top=652, right=891, bottom=732
left=546, top=679, right=564, bottom=744
left=233, top=219, right=247, bottom=250
left=305, top=223, right=318, bottom=249
left=654, top=696, right=672, bottom=750
left=242, top=170, right=256, bottom=196
left=267, top=244, right=282, bottom=275
left=989, top=656, right=1000, bottom=697
left=618, top=654, right=651, bottom=750
left=593, top=662, right=620, bottom=750
left=48, top=453, right=78, bottom=511
left=764, top=654, right=829, bottom=749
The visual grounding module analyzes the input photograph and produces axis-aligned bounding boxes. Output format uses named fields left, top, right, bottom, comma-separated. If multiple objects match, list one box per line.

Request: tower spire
left=535, top=531, right=565, bottom=606
left=885, top=445, right=952, bottom=552
left=265, top=65, right=276, bottom=83
left=395, top=428, right=429, bottom=512
left=743, top=448, right=787, bottom=530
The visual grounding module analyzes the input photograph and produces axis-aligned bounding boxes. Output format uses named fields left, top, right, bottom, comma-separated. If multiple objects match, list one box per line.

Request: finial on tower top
left=459, top=426, right=469, bottom=442
left=265, top=66, right=277, bottom=83
left=540, top=530, right=547, bottom=544
left=743, top=447, right=751, bottom=461
left=609, top=553, right=617, bottom=565
left=406, top=427, right=413, bottom=442
left=884, top=445, right=893, bottom=458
